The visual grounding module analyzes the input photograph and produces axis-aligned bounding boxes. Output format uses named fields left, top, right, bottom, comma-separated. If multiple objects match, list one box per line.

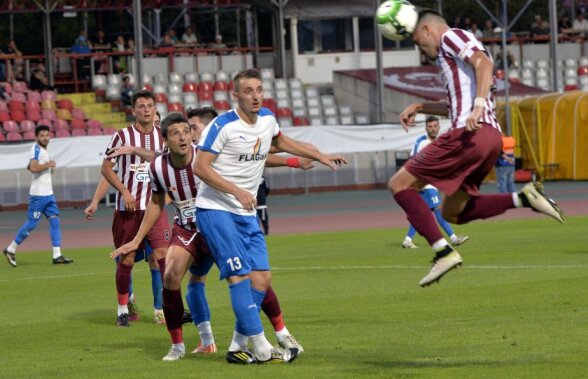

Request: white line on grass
left=2, top=265, right=586, bottom=283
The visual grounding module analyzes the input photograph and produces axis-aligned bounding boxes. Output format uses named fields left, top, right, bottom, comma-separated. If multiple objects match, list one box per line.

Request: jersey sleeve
left=104, top=131, right=123, bottom=163
left=149, top=160, right=165, bottom=194
left=30, top=144, right=40, bottom=161
left=441, top=29, right=485, bottom=63
left=198, top=120, right=226, bottom=154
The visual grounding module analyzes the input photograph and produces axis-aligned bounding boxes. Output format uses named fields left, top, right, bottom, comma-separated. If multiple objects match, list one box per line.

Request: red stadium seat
left=6, top=131, right=23, bottom=141
left=55, top=129, right=71, bottom=138
left=42, top=109, right=56, bottom=121
left=54, top=119, right=70, bottom=131
left=26, top=101, right=40, bottom=111
left=0, top=111, right=11, bottom=122
left=3, top=120, right=19, bottom=133
left=0, top=133, right=5, bottom=142
left=214, top=81, right=228, bottom=91
left=26, top=110, right=41, bottom=122
left=276, top=107, right=292, bottom=117
left=70, top=118, right=85, bottom=130
left=87, top=119, right=102, bottom=129
left=11, top=110, right=26, bottom=123
left=293, top=116, right=310, bottom=126
left=182, top=83, right=198, bottom=93
left=577, top=66, right=588, bottom=76
left=56, top=99, right=74, bottom=111
left=199, top=82, right=213, bottom=93
left=20, top=120, right=36, bottom=133
left=72, top=129, right=87, bottom=137
left=564, top=84, right=578, bottom=91
left=9, top=100, right=25, bottom=111
left=41, top=90, right=57, bottom=101
left=37, top=119, right=53, bottom=129
left=0, top=100, right=7, bottom=111
left=11, top=92, right=26, bottom=103
left=22, top=131, right=36, bottom=141
left=72, top=108, right=86, bottom=120
left=167, top=102, right=184, bottom=113
left=198, top=90, right=213, bottom=101
left=143, top=84, right=153, bottom=92
left=154, top=93, right=168, bottom=104
left=2, top=82, right=12, bottom=93
left=12, top=81, right=28, bottom=92
left=262, top=99, right=277, bottom=115
left=87, top=128, right=103, bottom=136
left=213, top=100, right=231, bottom=111
left=227, top=80, right=234, bottom=92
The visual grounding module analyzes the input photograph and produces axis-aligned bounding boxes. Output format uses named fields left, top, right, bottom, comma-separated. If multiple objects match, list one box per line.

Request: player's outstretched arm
left=265, top=154, right=315, bottom=170
left=84, top=177, right=110, bottom=220
left=273, top=134, right=347, bottom=170
left=399, top=102, right=449, bottom=132
left=106, top=146, right=159, bottom=161
left=194, top=150, right=257, bottom=212
left=110, top=192, right=165, bottom=259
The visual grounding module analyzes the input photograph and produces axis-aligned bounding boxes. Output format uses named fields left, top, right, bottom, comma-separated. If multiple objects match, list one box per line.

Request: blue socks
left=434, top=208, right=455, bottom=237
left=229, top=279, right=263, bottom=336
left=406, top=224, right=417, bottom=239
left=151, top=269, right=163, bottom=310
left=186, top=281, right=210, bottom=325
left=48, top=216, right=61, bottom=247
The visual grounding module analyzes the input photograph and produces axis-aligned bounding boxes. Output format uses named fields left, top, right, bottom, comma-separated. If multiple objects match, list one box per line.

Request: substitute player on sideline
left=401, top=116, right=469, bottom=249
left=102, top=90, right=171, bottom=327
left=389, top=9, right=565, bottom=287
left=3, top=125, right=73, bottom=267
left=195, top=68, right=347, bottom=364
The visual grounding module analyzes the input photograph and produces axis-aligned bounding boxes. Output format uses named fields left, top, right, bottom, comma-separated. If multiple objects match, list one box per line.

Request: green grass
left=1, top=217, right=587, bottom=378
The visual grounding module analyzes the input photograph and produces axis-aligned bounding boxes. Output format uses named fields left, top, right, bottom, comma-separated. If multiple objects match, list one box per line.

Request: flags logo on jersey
left=238, top=137, right=267, bottom=162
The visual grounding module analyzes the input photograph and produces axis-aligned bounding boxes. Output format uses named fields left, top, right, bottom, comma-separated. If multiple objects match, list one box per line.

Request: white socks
left=513, top=192, right=523, bottom=208
left=228, top=330, right=249, bottom=352
left=250, top=333, right=273, bottom=361
left=197, top=321, right=215, bottom=346
left=7, top=241, right=17, bottom=254
left=52, top=247, right=61, bottom=259
left=432, top=239, right=449, bottom=250
left=117, top=304, right=129, bottom=316
left=275, top=326, right=290, bottom=342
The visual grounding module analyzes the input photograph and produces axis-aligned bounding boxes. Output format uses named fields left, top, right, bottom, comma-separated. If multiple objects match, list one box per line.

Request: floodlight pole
left=34, top=0, right=58, bottom=87
left=272, top=0, right=288, bottom=78
left=549, top=0, right=559, bottom=92
left=374, top=0, right=384, bottom=123
left=133, top=0, right=144, bottom=90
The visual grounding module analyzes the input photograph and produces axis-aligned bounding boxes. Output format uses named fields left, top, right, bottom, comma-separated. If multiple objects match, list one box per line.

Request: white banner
left=0, top=121, right=450, bottom=171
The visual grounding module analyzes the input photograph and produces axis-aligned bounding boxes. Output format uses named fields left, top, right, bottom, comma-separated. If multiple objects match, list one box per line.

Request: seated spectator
left=181, top=27, right=198, bottom=44
left=482, top=20, right=495, bottom=38
left=113, top=36, right=127, bottom=74
left=573, top=13, right=588, bottom=36
left=6, top=40, right=25, bottom=81
left=71, top=30, right=92, bottom=79
left=558, top=14, right=574, bottom=35
left=93, top=30, right=111, bottom=74
left=159, top=32, right=175, bottom=48
left=127, top=38, right=135, bottom=51
left=469, top=23, right=483, bottom=39
left=93, top=30, right=111, bottom=50
left=209, top=34, right=227, bottom=49
left=120, top=75, right=134, bottom=108
left=530, top=15, right=550, bottom=39
left=29, top=64, right=54, bottom=92
left=169, top=29, right=178, bottom=44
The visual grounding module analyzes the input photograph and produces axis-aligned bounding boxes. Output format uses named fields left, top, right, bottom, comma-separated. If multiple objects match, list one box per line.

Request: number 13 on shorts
left=227, top=257, right=242, bottom=271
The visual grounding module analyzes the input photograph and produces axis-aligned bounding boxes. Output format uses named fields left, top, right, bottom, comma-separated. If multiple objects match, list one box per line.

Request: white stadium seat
left=169, top=72, right=183, bottom=84
left=184, top=72, right=199, bottom=84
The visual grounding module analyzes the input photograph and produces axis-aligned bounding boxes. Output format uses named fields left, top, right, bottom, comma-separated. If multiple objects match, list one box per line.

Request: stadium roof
left=254, top=0, right=374, bottom=19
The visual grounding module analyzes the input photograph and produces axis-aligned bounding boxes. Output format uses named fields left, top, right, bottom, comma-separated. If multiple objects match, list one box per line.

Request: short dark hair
left=131, top=90, right=155, bottom=107
left=425, top=116, right=439, bottom=124
left=187, top=107, right=218, bottom=125
left=233, top=68, right=261, bottom=92
left=35, top=125, right=50, bottom=136
left=417, top=9, right=446, bottom=27
left=160, top=112, right=188, bottom=138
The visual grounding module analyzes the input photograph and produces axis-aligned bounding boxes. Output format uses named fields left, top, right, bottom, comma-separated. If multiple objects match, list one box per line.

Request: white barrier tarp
left=0, top=121, right=450, bottom=171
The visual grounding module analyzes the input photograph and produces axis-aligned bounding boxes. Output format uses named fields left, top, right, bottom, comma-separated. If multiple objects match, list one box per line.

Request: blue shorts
left=197, top=208, right=269, bottom=280
left=28, top=195, right=59, bottom=221
left=420, top=188, right=441, bottom=210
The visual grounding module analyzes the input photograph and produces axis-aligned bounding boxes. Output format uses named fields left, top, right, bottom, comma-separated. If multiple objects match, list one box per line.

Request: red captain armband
left=286, top=157, right=301, bottom=168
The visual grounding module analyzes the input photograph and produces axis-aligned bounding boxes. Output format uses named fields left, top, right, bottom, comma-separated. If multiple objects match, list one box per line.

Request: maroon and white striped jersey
left=105, top=124, right=165, bottom=211
left=437, top=28, right=501, bottom=130
left=149, top=146, right=200, bottom=230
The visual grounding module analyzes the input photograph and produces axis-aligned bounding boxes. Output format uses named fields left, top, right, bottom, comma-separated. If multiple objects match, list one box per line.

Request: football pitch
left=1, top=216, right=587, bottom=378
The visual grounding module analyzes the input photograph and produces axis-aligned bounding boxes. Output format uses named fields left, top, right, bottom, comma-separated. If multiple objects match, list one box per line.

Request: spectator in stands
left=71, top=30, right=92, bottom=80
left=573, top=13, right=588, bottom=36
left=495, top=51, right=517, bottom=72
left=93, top=30, right=111, bottom=75
left=94, top=30, right=111, bottom=50
left=159, top=32, right=175, bottom=48
left=169, top=29, right=179, bottom=44
left=6, top=40, right=25, bottom=81
left=209, top=34, right=227, bottom=50
left=469, top=23, right=483, bottom=39
left=113, top=35, right=127, bottom=74
left=120, top=75, right=134, bottom=108
left=530, top=15, right=550, bottom=39
left=29, top=64, right=54, bottom=92
left=181, top=27, right=198, bottom=45
left=558, top=14, right=574, bottom=35
left=127, top=38, right=135, bottom=51
left=462, top=17, right=471, bottom=31
left=482, top=20, right=495, bottom=38
left=451, top=16, right=462, bottom=29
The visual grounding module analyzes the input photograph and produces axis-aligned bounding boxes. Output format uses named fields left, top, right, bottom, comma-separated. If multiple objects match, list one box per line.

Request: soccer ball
left=376, top=0, right=419, bottom=41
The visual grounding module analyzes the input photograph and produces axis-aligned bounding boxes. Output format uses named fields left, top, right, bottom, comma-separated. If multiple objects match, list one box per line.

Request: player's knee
left=163, top=270, right=182, bottom=290
left=23, top=218, right=40, bottom=233
left=250, top=270, right=271, bottom=290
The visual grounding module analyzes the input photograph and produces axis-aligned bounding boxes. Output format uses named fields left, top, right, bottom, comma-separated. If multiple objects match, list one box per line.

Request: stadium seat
left=340, top=114, right=355, bottom=125
left=169, top=72, right=183, bottom=84
left=199, top=101, right=213, bottom=109
left=213, top=100, right=231, bottom=111
left=156, top=103, right=167, bottom=116
left=55, top=129, right=71, bottom=138
left=292, top=107, right=306, bottom=117
left=213, top=91, right=229, bottom=102
left=355, top=113, right=370, bottom=124
left=22, top=130, right=36, bottom=141
left=37, top=119, right=53, bottom=129
left=87, top=127, right=103, bottom=136
left=6, top=131, right=23, bottom=141
left=291, top=89, right=304, bottom=100
left=339, top=105, right=352, bottom=115
left=182, top=92, right=198, bottom=105
left=260, top=68, right=275, bottom=81
left=12, top=81, right=28, bottom=93
left=325, top=116, right=339, bottom=125
left=323, top=106, right=338, bottom=117
left=321, top=95, right=336, bottom=107
left=20, top=120, right=35, bottom=133
left=215, top=71, right=229, bottom=83
left=0, top=111, right=11, bottom=123
left=11, top=91, right=26, bottom=102
left=200, top=72, right=214, bottom=83
left=276, top=107, right=292, bottom=118
left=153, top=83, right=167, bottom=95
left=168, top=83, right=182, bottom=95
left=0, top=133, right=5, bottom=142
left=142, top=73, right=153, bottom=86
left=199, top=81, right=213, bottom=93
left=154, top=93, right=168, bottom=104
left=26, top=110, right=41, bottom=122
left=307, top=107, right=322, bottom=118
left=293, top=116, right=310, bottom=126
left=3, top=120, right=19, bottom=133
left=72, top=129, right=87, bottom=137
left=278, top=116, right=293, bottom=128
left=25, top=100, right=40, bottom=111
left=107, top=74, right=122, bottom=87
left=262, top=99, right=277, bottom=114
left=184, top=72, right=199, bottom=84
left=153, top=72, right=168, bottom=85
left=56, top=109, right=73, bottom=121
left=263, top=88, right=274, bottom=100
left=0, top=100, right=7, bottom=111
left=182, top=83, right=198, bottom=93
left=92, top=75, right=107, bottom=90
left=309, top=117, right=323, bottom=126
left=41, top=99, right=56, bottom=110
left=55, top=119, right=70, bottom=131
left=143, top=84, right=153, bottom=92
left=198, top=91, right=213, bottom=102
left=11, top=110, right=26, bottom=123
left=184, top=102, right=199, bottom=112
left=72, top=108, right=86, bottom=120
left=106, top=85, right=120, bottom=100
left=56, top=99, right=74, bottom=111
left=167, top=102, right=184, bottom=113
left=42, top=109, right=56, bottom=121
left=305, top=86, right=319, bottom=98
left=102, top=127, right=116, bottom=135
left=27, top=91, right=41, bottom=103
left=9, top=100, right=25, bottom=111
left=214, top=81, right=228, bottom=91
left=168, top=94, right=182, bottom=104
left=41, top=90, right=56, bottom=101
left=87, top=119, right=102, bottom=129
left=70, top=118, right=85, bottom=130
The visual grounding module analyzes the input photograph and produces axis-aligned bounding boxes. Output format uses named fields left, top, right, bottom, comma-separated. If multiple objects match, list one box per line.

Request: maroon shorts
left=169, top=224, right=212, bottom=261
left=404, top=124, right=502, bottom=197
left=112, top=209, right=171, bottom=250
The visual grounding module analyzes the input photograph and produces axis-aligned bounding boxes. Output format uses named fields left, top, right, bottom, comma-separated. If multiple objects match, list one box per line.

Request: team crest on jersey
left=238, top=138, right=267, bottom=162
